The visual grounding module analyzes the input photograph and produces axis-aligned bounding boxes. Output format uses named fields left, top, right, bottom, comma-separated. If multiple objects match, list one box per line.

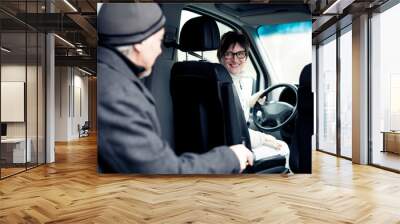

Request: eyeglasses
left=223, top=51, right=247, bottom=59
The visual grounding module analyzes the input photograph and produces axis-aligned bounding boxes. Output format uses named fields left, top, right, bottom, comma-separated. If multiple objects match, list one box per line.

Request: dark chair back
left=170, top=16, right=287, bottom=174
left=170, top=16, right=251, bottom=155
left=171, top=62, right=251, bottom=154
left=289, top=64, right=313, bottom=173
left=82, top=121, right=90, bottom=130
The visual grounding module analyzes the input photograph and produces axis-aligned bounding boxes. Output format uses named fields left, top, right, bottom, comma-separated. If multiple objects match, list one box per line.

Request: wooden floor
left=0, top=167, right=26, bottom=178
left=1, top=163, right=45, bottom=178
left=372, top=150, right=400, bottom=171
left=1, top=135, right=400, bottom=223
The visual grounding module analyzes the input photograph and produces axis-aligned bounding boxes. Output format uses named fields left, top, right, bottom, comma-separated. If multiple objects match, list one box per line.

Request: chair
left=170, top=16, right=251, bottom=154
left=79, top=121, right=90, bottom=138
left=289, top=64, right=313, bottom=173
left=170, top=16, right=286, bottom=173
left=171, top=61, right=251, bottom=154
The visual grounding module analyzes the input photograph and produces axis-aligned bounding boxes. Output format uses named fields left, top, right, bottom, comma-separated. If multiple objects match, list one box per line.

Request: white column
left=46, top=33, right=55, bottom=163
left=46, top=0, right=55, bottom=163
left=352, top=14, right=369, bottom=164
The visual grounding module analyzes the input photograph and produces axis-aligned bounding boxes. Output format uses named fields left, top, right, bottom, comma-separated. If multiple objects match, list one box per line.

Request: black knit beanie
left=98, top=3, right=165, bottom=46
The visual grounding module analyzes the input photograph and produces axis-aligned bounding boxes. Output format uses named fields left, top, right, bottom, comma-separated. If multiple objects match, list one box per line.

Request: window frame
left=315, top=22, right=353, bottom=161
left=369, top=2, right=400, bottom=172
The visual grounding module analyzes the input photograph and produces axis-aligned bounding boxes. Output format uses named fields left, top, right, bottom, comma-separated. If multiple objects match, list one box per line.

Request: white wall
left=71, top=72, right=89, bottom=138
left=1, top=66, right=26, bottom=135
left=55, top=67, right=89, bottom=141
left=55, top=66, right=69, bottom=141
left=1, top=82, right=25, bottom=122
left=1, top=65, right=36, bottom=137
left=1, top=65, right=26, bottom=81
left=1, top=63, right=46, bottom=164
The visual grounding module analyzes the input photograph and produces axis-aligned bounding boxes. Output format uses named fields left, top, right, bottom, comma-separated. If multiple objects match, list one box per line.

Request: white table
left=1, top=138, right=31, bottom=163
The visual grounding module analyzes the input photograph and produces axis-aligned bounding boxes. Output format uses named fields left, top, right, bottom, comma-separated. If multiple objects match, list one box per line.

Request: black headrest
left=179, top=16, right=220, bottom=52
left=299, top=63, right=311, bottom=89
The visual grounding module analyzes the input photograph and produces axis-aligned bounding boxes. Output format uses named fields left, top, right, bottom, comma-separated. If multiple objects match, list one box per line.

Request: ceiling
left=0, top=0, right=98, bottom=74
left=0, top=0, right=392, bottom=75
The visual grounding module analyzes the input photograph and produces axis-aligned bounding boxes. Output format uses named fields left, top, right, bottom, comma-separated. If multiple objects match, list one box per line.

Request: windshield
left=257, top=21, right=312, bottom=85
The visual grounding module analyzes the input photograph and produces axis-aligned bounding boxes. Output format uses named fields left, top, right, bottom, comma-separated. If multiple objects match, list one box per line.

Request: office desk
left=382, top=131, right=400, bottom=154
left=1, top=138, right=31, bottom=163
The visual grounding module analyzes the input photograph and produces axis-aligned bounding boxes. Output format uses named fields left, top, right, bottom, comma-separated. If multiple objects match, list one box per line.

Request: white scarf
left=229, top=72, right=251, bottom=121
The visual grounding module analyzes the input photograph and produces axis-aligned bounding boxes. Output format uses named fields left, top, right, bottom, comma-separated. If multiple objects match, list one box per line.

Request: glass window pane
left=317, top=37, right=337, bottom=154
left=258, top=21, right=312, bottom=85
left=371, top=3, right=400, bottom=171
left=340, top=29, right=352, bottom=158
left=27, top=31, right=38, bottom=169
left=38, top=32, right=45, bottom=165
left=1, top=24, right=27, bottom=177
left=1, top=0, right=46, bottom=179
left=26, top=0, right=40, bottom=169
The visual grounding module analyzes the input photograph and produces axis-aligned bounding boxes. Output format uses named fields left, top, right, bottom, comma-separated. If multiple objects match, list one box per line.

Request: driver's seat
left=170, top=16, right=251, bottom=155
left=170, top=16, right=286, bottom=173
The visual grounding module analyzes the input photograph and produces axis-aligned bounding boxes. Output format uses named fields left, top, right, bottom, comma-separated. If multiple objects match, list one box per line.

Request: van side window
left=177, top=10, right=258, bottom=94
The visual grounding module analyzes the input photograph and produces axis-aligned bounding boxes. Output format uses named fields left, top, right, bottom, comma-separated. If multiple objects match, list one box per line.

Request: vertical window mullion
left=316, top=45, right=320, bottom=151
left=25, top=0, right=28, bottom=171
left=336, top=29, right=341, bottom=157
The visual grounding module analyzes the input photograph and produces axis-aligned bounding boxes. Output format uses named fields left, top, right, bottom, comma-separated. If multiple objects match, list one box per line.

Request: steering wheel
left=253, top=84, right=298, bottom=132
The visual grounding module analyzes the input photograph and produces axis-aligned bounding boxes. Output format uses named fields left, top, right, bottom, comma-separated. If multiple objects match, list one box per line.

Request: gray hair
left=116, top=45, right=133, bottom=57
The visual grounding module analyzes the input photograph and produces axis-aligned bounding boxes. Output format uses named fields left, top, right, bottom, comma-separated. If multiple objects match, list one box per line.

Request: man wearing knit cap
left=97, top=3, right=253, bottom=174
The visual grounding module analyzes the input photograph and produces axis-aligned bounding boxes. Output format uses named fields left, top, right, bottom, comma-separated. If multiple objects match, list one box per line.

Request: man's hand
left=230, top=144, right=254, bottom=172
